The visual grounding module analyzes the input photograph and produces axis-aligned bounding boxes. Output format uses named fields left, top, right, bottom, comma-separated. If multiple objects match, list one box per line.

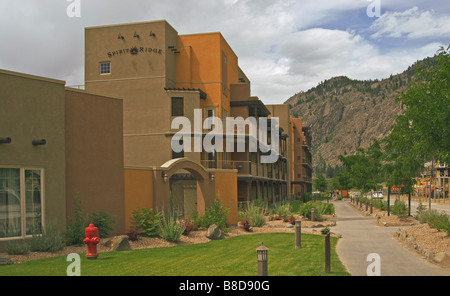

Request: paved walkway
left=331, top=200, right=450, bottom=276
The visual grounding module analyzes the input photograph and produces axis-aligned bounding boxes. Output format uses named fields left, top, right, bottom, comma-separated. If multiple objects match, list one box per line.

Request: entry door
left=184, top=188, right=197, bottom=218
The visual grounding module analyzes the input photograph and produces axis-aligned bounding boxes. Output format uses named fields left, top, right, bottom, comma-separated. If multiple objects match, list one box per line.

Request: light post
left=257, top=242, right=269, bottom=276
left=325, top=232, right=331, bottom=274
left=295, top=220, right=301, bottom=249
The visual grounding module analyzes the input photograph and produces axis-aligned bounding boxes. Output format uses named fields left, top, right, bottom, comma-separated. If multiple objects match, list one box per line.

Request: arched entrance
left=157, top=158, right=215, bottom=217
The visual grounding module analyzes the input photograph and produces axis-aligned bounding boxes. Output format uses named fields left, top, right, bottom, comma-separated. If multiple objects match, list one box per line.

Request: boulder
left=100, top=235, right=131, bottom=252
left=206, top=224, right=224, bottom=240
left=433, top=252, right=450, bottom=266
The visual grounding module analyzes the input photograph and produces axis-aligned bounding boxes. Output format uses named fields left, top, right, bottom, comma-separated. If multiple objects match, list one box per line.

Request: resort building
left=84, top=20, right=312, bottom=228
left=0, top=19, right=312, bottom=248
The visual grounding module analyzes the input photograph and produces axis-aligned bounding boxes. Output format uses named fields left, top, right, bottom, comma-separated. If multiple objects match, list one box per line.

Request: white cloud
left=369, top=6, right=450, bottom=39
left=0, top=0, right=448, bottom=104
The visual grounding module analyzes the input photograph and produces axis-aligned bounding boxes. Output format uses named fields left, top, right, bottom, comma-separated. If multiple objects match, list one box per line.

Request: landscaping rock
left=433, top=252, right=450, bottom=266
left=285, top=224, right=294, bottom=229
left=100, top=235, right=131, bottom=252
left=0, top=257, right=13, bottom=265
left=206, top=224, right=224, bottom=240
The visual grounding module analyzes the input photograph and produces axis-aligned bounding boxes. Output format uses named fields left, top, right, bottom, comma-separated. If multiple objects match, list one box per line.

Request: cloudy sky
left=0, top=0, right=449, bottom=104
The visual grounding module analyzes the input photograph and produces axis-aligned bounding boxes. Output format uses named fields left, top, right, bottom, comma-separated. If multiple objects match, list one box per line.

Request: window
left=100, top=62, right=111, bottom=75
left=172, top=139, right=184, bottom=159
left=0, top=168, right=43, bottom=239
left=171, top=97, right=184, bottom=116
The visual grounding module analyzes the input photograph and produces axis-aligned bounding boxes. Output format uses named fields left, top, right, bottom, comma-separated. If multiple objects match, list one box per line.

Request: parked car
left=372, top=191, right=383, bottom=199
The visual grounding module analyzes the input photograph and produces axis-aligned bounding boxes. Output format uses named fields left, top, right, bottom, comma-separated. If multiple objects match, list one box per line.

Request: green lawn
left=0, top=233, right=349, bottom=276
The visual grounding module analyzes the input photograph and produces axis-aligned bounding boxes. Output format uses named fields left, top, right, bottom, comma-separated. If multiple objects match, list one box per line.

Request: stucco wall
left=65, top=88, right=125, bottom=235
left=0, top=69, right=66, bottom=243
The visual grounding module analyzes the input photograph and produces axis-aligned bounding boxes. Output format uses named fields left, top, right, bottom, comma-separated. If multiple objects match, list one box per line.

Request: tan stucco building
left=0, top=69, right=125, bottom=249
left=84, top=20, right=311, bottom=228
left=0, top=19, right=312, bottom=248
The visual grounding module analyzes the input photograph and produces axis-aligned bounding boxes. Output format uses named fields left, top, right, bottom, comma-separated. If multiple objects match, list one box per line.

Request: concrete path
left=331, top=200, right=450, bottom=276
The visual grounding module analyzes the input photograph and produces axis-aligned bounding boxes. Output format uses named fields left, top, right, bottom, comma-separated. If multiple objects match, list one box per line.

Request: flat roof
left=85, top=19, right=177, bottom=33
left=0, top=68, right=65, bottom=85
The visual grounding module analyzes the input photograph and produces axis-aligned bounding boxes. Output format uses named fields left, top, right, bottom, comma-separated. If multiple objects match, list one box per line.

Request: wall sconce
left=0, top=137, right=11, bottom=144
left=149, top=30, right=156, bottom=37
left=32, top=139, right=46, bottom=146
left=134, top=32, right=140, bottom=39
left=162, top=171, right=169, bottom=182
left=118, top=33, right=124, bottom=40
left=209, top=172, right=215, bottom=183
left=256, top=242, right=269, bottom=276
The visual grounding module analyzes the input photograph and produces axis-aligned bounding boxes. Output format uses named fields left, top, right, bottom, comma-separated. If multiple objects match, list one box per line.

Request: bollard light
left=257, top=242, right=269, bottom=276
left=311, top=208, right=315, bottom=222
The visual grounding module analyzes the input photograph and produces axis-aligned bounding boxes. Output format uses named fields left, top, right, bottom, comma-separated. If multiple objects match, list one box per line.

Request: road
left=330, top=200, right=450, bottom=276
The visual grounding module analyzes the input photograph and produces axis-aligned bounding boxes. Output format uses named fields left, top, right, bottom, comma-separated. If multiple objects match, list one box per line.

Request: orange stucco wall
left=176, top=33, right=238, bottom=118
left=214, top=170, right=238, bottom=225
left=124, top=168, right=154, bottom=230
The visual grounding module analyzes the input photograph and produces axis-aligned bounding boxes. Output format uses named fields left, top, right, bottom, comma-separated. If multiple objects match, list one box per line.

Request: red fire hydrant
left=83, top=223, right=100, bottom=259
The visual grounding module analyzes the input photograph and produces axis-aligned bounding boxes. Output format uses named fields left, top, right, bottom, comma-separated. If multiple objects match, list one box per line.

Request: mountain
left=285, top=57, right=434, bottom=175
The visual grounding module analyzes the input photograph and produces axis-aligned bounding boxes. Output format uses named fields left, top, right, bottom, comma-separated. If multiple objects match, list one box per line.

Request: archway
left=158, top=158, right=215, bottom=217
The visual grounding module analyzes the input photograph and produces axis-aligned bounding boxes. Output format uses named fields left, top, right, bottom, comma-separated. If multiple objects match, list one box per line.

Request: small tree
left=313, top=173, right=328, bottom=193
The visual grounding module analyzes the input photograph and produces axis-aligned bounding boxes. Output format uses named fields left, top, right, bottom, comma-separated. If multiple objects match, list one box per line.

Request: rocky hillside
left=285, top=57, right=434, bottom=174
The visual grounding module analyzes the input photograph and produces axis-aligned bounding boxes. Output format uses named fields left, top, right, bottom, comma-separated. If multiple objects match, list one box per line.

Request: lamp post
left=325, top=232, right=331, bottom=274
left=257, top=242, right=269, bottom=276
left=295, top=220, right=301, bottom=249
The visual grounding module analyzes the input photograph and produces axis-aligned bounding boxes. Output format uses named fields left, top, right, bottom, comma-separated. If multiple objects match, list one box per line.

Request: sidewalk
left=331, top=200, right=450, bottom=276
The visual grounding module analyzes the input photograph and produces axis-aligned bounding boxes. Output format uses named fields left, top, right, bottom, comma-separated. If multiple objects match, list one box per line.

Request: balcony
left=302, top=157, right=312, bottom=168
left=201, top=160, right=287, bottom=181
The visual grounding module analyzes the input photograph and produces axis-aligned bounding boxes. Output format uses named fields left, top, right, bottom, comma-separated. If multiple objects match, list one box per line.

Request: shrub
left=126, top=226, right=142, bottom=241
left=179, top=218, right=194, bottom=236
left=238, top=219, right=252, bottom=232
left=371, top=199, right=387, bottom=211
left=246, top=203, right=265, bottom=227
left=194, top=198, right=229, bottom=229
left=391, top=199, right=408, bottom=217
left=289, top=200, right=303, bottom=214
left=416, top=208, right=450, bottom=235
left=321, top=227, right=330, bottom=235
left=29, top=223, right=65, bottom=253
left=427, top=211, right=450, bottom=235
left=65, top=200, right=88, bottom=246
left=271, top=204, right=291, bottom=222
left=5, top=241, right=30, bottom=255
left=88, top=210, right=115, bottom=238
left=414, top=202, right=427, bottom=220
left=158, top=213, right=185, bottom=242
left=297, top=202, right=334, bottom=221
left=130, top=208, right=162, bottom=237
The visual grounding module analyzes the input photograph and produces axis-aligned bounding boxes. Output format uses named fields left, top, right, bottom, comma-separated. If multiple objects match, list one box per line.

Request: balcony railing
left=201, top=160, right=287, bottom=180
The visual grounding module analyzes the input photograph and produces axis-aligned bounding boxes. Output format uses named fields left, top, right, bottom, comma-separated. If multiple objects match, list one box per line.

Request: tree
left=383, top=46, right=450, bottom=189
left=338, top=139, right=383, bottom=194
left=313, top=173, right=328, bottom=193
